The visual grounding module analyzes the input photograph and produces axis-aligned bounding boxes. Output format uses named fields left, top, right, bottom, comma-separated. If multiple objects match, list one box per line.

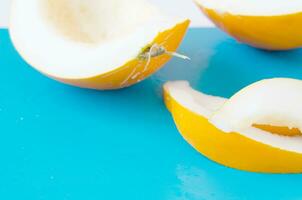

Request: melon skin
left=196, top=4, right=302, bottom=50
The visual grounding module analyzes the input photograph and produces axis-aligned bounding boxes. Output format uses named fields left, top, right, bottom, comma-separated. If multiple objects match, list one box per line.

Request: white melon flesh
left=165, top=81, right=227, bottom=117
left=165, top=79, right=302, bottom=154
left=211, top=78, right=302, bottom=134
left=195, top=0, right=302, bottom=16
left=10, top=0, right=184, bottom=79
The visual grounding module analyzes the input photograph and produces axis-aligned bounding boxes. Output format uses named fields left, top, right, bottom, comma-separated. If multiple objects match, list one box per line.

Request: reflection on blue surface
left=1, top=28, right=302, bottom=200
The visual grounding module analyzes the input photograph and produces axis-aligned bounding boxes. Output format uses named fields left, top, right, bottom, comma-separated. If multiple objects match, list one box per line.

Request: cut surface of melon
left=164, top=78, right=302, bottom=173
left=10, top=0, right=189, bottom=89
left=194, top=0, right=302, bottom=50
left=195, top=0, right=302, bottom=16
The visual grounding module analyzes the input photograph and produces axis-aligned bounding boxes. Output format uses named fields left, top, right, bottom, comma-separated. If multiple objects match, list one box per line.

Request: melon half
left=164, top=78, right=302, bottom=173
left=9, top=0, right=189, bottom=89
left=194, top=0, right=302, bottom=50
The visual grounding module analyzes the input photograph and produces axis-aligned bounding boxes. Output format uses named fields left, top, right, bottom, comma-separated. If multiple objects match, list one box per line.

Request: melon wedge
left=164, top=79, right=302, bottom=173
left=9, top=0, right=189, bottom=89
left=194, top=0, right=302, bottom=50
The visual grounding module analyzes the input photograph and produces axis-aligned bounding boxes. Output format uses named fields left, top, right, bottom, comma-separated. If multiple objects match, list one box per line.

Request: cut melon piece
left=10, top=0, right=189, bottom=89
left=194, top=0, right=302, bottom=50
left=164, top=78, right=302, bottom=173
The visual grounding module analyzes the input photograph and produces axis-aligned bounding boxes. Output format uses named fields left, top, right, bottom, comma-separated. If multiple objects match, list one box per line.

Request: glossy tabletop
left=1, top=28, right=302, bottom=200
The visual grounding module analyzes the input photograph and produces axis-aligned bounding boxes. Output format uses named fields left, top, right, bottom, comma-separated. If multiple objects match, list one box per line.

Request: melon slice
left=164, top=78, right=302, bottom=173
left=194, top=0, right=302, bottom=50
left=10, top=0, right=189, bottom=89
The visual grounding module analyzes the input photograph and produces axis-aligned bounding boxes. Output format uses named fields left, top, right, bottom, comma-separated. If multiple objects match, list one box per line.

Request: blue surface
left=1, top=28, right=302, bottom=200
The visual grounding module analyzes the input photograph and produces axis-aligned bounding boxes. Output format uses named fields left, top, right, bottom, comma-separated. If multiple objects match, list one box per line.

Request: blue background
left=1, top=28, right=302, bottom=199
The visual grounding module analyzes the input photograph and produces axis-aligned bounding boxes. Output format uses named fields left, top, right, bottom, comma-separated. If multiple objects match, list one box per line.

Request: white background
left=0, top=0, right=213, bottom=28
